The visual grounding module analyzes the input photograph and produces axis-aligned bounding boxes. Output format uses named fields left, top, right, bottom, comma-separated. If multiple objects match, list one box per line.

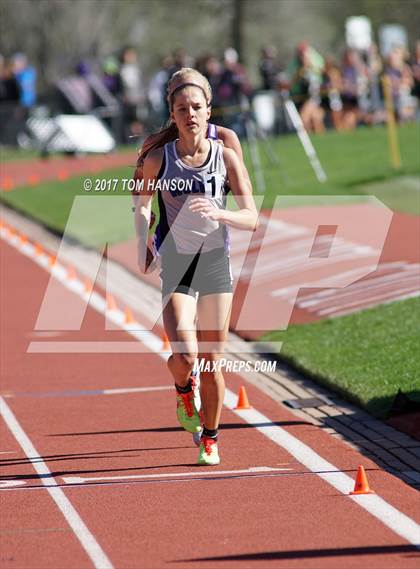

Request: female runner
left=135, top=68, right=258, bottom=465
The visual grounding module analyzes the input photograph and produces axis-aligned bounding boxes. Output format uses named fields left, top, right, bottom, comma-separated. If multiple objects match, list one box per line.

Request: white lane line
left=310, top=283, right=420, bottom=315
left=256, top=251, right=378, bottom=284
left=103, top=386, right=172, bottom=395
left=317, top=286, right=420, bottom=316
left=1, top=386, right=173, bottom=398
left=241, top=240, right=376, bottom=283
left=2, top=225, right=420, bottom=548
left=0, top=480, right=27, bottom=488
left=299, top=269, right=420, bottom=308
left=27, top=341, right=165, bottom=353
left=330, top=291, right=420, bottom=318
left=27, top=340, right=284, bottom=354
left=0, top=396, right=114, bottom=569
left=290, top=261, right=409, bottom=302
left=62, top=466, right=291, bottom=485
left=271, top=263, right=383, bottom=298
left=223, top=395, right=420, bottom=548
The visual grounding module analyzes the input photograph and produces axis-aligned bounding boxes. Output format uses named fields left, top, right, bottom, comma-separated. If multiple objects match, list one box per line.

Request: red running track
left=1, top=152, right=136, bottom=191
left=1, top=240, right=419, bottom=568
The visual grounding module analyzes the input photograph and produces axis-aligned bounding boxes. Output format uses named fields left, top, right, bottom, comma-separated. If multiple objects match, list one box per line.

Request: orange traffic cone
left=106, top=294, right=118, bottom=311
left=27, top=174, right=40, bottom=186
left=58, top=169, right=69, bottom=181
left=234, top=386, right=252, bottom=410
left=84, top=279, right=93, bottom=294
left=162, top=331, right=170, bottom=351
left=66, top=265, right=77, bottom=280
left=2, top=176, right=15, bottom=191
left=124, top=307, right=135, bottom=324
left=48, top=254, right=57, bottom=266
left=350, top=465, right=375, bottom=495
left=19, top=233, right=28, bottom=245
left=34, top=242, right=44, bottom=256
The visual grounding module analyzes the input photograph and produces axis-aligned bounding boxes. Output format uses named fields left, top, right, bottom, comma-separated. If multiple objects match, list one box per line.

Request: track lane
left=0, top=401, right=110, bottom=569
left=1, top=239, right=419, bottom=569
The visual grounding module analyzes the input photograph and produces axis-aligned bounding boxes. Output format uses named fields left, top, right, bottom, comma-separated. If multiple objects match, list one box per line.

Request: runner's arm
left=217, top=126, right=252, bottom=192
left=189, top=147, right=259, bottom=232
left=131, top=134, right=154, bottom=209
left=134, top=148, right=162, bottom=272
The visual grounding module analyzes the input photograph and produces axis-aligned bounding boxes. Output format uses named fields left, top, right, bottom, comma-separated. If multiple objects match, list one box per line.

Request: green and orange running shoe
left=197, top=436, right=220, bottom=466
left=176, top=388, right=201, bottom=434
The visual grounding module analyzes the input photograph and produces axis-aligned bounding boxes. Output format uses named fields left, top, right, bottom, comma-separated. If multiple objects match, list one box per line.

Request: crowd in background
left=0, top=53, right=37, bottom=145
left=1, top=39, right=419, bottom=145
left=262, top=41, right=420, bottom=134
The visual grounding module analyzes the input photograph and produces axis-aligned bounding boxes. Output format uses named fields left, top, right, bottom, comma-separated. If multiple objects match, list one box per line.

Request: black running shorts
left=160, top=246, right=233, bottom=298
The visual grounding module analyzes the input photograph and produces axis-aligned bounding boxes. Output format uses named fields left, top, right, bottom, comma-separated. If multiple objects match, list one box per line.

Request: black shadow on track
left=47, top=421, right=309, bottom=437
left=174, top=544, right=420, bottom=563
left=0, top=447, right=192, bottom=467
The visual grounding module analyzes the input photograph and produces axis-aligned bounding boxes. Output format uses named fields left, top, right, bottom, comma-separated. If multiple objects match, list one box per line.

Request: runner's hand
left=138, top=244, right=157, bottom=274
left=189, top=198, right=223, bottom=221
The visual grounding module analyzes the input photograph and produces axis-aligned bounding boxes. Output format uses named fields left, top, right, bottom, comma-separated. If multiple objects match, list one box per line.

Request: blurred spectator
left=220, top=48, right=252, bottom=104
left=215, top=48, right=252, bottom=134
left=52, top=59, right=122, bottom=141
left=320, top=56, right=344, bottom=130
left=340, top=49, right=366, bottom=129
left=147, top=55, right=173, bottom=126
left=411, top=41, right=420, bottom=105
left=12, top=52, right=36, bottom=110
left=286, top=42, right=325, bottom=133
left=0, top=55, right=22, bottom=144
left=97, top=57, right=125, bottom=142
left=259, top=45, right=281, bottom=90
left=201, top=53, right=223, bottom=108
left=167, top=48, right=193, bottom=77
left=55, top=61, right=94, bottom=113
left=56, top=59, right=117, bottom=112
left=77, top=59, right=119, bottom=110
left=0, top=55, right=20, bottom=103
left=120, top=46, right=147, bottom=140
left=102, top=56, right=123, bottom=98
left=384, top=46, right=415, bottom=121
left=366, top=43, right=384, bottom=123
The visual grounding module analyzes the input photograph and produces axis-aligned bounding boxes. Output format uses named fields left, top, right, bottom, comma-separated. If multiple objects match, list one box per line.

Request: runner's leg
left=196, top=292, right=232, bottom=429
left=163, top=292, right=198, bottom=387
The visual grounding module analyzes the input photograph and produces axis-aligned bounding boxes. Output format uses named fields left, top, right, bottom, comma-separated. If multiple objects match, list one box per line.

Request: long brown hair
left=137, top=68, right=212, bottom=167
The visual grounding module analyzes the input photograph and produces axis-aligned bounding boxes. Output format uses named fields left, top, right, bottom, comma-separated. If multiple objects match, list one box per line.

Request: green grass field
left=248, top=122, right=419, bottom=208
left=263, top=297, right=420, bottom=418
left=1, top=123, right=419, bottom=417
left=352, top=175, right=419, bottom=215
left=0, top=147, right=40, bottom=162
left=0, top=167, right=136, bottom=247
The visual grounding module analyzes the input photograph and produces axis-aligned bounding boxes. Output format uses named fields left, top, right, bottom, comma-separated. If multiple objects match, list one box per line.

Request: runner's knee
left=180, top=351, right=198, bottom=368
left=170, top=351, right=198, bottom=370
